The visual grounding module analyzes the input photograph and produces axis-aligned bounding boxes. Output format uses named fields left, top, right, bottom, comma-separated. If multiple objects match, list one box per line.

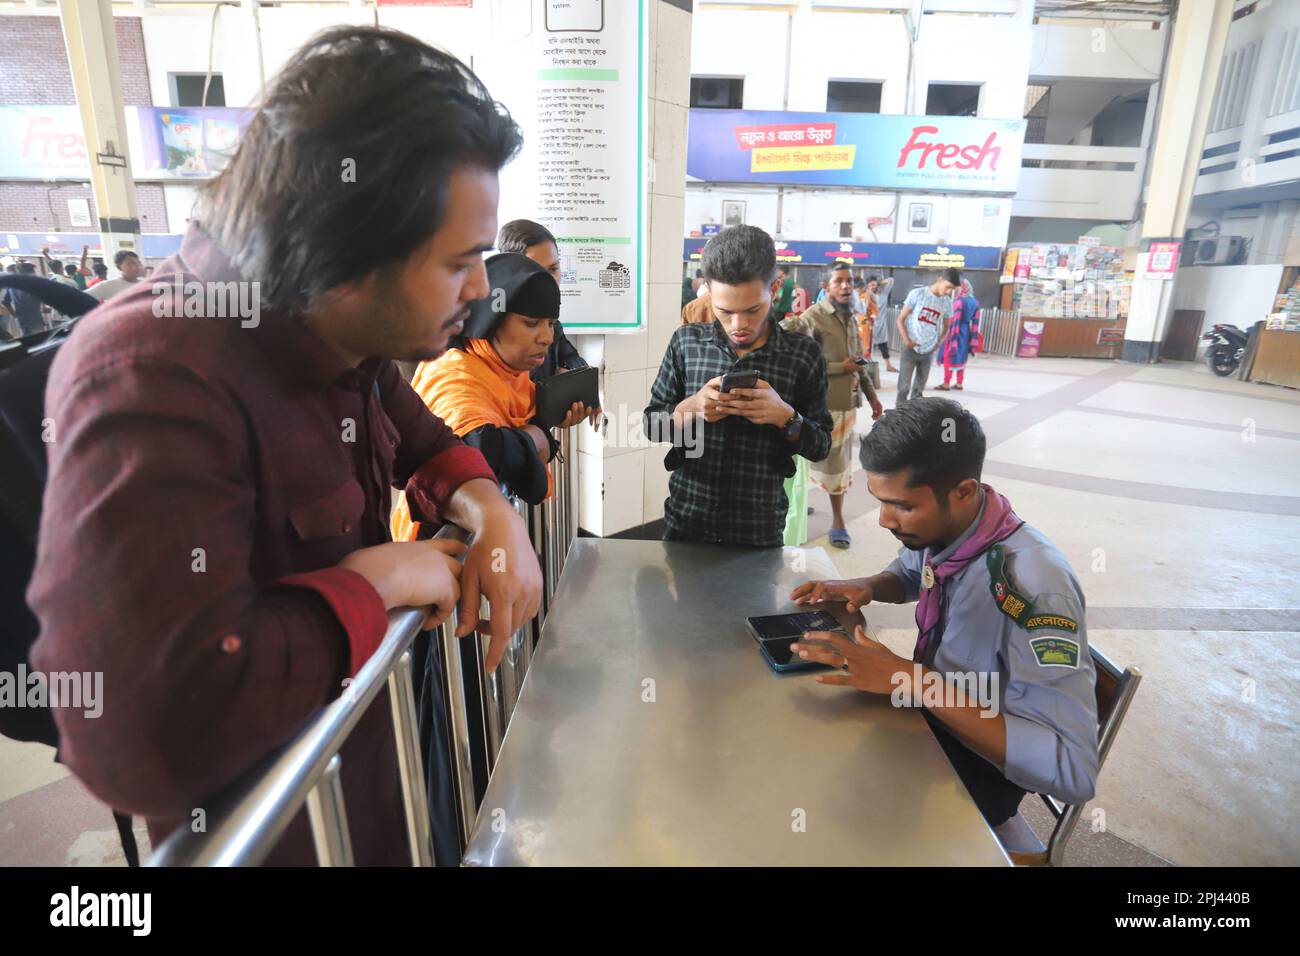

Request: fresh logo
left=897, top=125, right=1003, bottom=172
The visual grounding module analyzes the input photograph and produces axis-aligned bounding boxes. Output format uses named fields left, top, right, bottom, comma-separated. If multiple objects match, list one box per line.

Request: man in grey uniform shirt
left=788, top=398, right=1099, bottom=832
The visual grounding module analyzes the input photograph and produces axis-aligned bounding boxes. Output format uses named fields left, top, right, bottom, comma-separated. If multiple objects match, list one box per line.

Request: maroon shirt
left=28, top=224, right=496, bottom=865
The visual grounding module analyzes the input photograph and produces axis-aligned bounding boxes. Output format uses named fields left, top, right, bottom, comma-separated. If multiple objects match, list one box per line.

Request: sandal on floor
left=934, top=384, right=951, bottom=390
left=954, top=384, right=964, bottom=390
left=829, top=528, right=851, bottom=549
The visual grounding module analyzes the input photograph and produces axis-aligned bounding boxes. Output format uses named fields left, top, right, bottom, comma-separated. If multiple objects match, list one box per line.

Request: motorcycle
left=1202, top=323, right=1248, bottom=377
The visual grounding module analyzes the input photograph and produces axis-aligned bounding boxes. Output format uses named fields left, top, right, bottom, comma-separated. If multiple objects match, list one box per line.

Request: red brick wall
left=1, top=14, right=161, bottom=235
left=0, top=182, right=168, bottom=234
left=0, top=15, right=152, bottom=106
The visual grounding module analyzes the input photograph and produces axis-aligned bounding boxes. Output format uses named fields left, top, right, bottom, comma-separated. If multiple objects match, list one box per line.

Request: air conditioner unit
left=1193, top=236, right=1247, bottom=265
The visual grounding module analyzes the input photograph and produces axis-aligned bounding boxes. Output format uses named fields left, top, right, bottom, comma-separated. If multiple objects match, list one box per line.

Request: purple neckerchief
left=913, top=485, right=1024, bottom=662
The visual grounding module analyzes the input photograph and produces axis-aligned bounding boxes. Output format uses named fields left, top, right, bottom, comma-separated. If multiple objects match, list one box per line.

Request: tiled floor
left=805, top=354, right=1300, bottom=866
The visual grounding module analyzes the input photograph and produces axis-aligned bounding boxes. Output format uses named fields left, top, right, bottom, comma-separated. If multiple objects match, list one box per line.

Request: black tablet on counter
left=746, top=610, right=847, bottom=674
left=534, top=366, right=599, bottom=428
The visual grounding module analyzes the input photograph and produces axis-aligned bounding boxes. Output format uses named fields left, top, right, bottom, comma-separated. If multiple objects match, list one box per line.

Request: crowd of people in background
left=1, top=245, right=143, bottom=340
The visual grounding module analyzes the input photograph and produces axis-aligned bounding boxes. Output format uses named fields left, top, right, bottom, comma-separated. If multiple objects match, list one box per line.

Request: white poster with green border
left=483, top=0, right=646, bottom=333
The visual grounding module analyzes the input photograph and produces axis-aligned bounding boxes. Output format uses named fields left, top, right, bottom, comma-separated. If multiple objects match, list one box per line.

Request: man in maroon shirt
left=27, top=27, right=542, bottom=865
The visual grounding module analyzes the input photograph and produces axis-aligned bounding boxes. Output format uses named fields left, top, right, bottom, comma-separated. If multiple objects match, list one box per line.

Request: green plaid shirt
left=644, top=316, right=832, bottom=547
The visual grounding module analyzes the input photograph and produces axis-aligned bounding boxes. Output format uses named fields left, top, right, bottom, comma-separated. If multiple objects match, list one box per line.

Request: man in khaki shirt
left=781, top=261, right=882, bottom=548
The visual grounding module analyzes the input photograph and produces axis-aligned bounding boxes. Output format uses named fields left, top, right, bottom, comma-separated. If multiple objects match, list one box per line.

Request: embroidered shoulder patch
left=1029, top=636, right=1080, bottom=668
left=1025, top=613, right=1079, bottom=634
left=986, top=544, right=1034, bottom=625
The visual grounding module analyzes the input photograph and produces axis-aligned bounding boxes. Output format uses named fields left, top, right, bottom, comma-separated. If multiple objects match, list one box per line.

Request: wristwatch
left=780, top=409, right=803, bottom=440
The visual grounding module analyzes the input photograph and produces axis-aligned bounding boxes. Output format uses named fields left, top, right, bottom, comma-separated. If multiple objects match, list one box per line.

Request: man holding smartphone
left=644, top=226, right=832, bottom=547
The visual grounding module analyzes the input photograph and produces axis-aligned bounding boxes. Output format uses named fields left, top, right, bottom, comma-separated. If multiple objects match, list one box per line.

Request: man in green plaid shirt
left=645, top=226, right=832, bottom=547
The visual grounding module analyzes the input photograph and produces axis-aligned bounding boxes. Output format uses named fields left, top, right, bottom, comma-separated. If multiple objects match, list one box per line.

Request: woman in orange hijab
left=392, top=253, right=589, bottom=541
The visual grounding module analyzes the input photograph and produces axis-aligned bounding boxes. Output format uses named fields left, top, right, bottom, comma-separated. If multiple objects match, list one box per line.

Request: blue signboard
left=0, top=232, right=183, bottom=259
left=683, top=238, right=1002, bottom=271
left=687, top=110, right=1026, bottom=193
left=701, top=223, right=721, bottom=236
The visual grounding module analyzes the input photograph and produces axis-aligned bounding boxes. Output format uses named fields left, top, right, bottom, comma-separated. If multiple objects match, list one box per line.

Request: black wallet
left=534, top=366, right=598, bottom=428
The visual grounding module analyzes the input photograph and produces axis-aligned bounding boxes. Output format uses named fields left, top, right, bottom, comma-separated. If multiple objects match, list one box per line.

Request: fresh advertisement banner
left=683, top=238, right=1002, bottom=271
left=1017, top=320, right=1045, bottom=358
left=0, top=105, right=253, bottom=180
left=0, top=106, right=93, bottom=178
left=687, top=110, right=1026, bottom=193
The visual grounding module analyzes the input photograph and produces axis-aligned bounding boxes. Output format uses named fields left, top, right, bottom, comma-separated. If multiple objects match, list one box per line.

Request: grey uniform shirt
left=883, top=502, right=1100, bottom=807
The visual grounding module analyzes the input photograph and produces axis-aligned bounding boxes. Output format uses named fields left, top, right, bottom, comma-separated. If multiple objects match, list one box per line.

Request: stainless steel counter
left=462, top=539, right=1010, bottom=866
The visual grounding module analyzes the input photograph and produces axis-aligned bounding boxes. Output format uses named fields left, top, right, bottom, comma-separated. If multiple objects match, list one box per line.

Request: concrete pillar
left=575, top=0, right=691, bottom=537
left=1124, top=0, right=1233, bottom=363
left=58, top=0, right=139, bottom=276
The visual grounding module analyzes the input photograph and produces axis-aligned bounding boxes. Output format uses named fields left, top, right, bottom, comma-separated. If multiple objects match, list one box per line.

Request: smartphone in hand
left=720, top=368, right=759, bottom=393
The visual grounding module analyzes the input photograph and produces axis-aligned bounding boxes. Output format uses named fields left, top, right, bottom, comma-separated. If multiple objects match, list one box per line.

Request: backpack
left=0, top=277, right=139, bottom=865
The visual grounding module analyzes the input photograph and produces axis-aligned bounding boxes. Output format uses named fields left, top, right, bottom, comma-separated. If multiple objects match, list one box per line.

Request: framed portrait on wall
left=908, top=203, right=932, bottom=232
left=722, top=200, right=746, bottom=228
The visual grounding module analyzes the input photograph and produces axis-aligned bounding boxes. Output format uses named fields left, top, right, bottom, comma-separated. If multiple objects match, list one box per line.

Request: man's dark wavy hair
left=860, top=397, right=986, bottom=496
left=196, top=26, right=522, bottom=314
left=700, top=225, right=777, bottom=286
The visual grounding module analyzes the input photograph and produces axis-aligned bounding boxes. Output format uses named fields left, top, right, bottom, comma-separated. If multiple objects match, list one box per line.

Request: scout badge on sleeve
left=986, top=545, right=1032, bottom=623
left=986, top=544, right=1081, bottom=667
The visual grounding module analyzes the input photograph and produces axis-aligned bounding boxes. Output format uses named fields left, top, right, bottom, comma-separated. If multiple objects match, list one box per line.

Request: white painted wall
left=1029, top=22, right=1165, bottom=83
left=140, top=5, right=487, bottom=110
left=683, top=186, right=1009, bottom=247
left=162, top=183, right=199, bottom=234
left=691, top=5, right=1032, bottom=117
left=1014, top=163, right=1144, bottom=221
left=1171, top=263, right=1283, bottom=334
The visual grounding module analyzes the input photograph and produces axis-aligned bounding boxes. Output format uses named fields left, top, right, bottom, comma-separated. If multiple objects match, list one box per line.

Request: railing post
left=306, top=754, right=354, bottom=867
left=437, top=613, right=479, bottom=850
left=529, top=498, right=551, bottom=622
left=388, top=650, right=434, bottom=866
left=556, top=427, right=574, bottom=579
left=479, top=626, right=506, bottom=768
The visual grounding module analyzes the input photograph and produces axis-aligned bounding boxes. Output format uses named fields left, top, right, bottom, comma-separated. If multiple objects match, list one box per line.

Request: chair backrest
left=1036, top=644, right=1142, bottom=866
left=1090, top=644, right=1142, bottom=769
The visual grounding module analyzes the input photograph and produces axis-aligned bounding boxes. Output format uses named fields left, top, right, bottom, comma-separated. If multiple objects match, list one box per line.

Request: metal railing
left=875, top=305, right=1021, bottom=361
left=148, top=433, right=578, bottom=866
left=977, top=308, right=1022, bottom=358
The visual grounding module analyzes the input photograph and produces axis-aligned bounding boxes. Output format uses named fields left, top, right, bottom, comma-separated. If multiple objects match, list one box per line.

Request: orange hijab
left=391, top=338, right=551, bottom=542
